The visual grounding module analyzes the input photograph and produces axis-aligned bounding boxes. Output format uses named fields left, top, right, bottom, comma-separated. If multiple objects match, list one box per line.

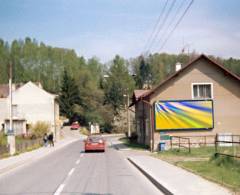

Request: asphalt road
left=0, top=137, right=162, bottom=195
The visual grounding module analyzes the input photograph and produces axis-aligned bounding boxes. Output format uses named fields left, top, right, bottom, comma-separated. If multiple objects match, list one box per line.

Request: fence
left=170, top=135, right=216, bottom=153
left=170, top=136, right=191, bottom=153
left=0, top=144, right=9, bottom=158
left=16, top=138, right=43, bottom=153
left=169, top=134, right=240, bottom=158
left=215, top=134, right=240, bottom=159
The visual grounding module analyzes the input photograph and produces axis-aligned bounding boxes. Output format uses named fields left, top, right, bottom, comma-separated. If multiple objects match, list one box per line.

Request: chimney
left=175, top=62, right=181, bottom=72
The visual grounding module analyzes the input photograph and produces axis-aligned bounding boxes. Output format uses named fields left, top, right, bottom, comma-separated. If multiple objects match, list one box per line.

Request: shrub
left=80, top=127, right=89, bottom=136
left=210, top=153, right=239, bottom=168
left=31, top=121, right=50, bottom=138
left=129, top=131, right=138, bottom=142
left=0, top=131, right=7, bottom=145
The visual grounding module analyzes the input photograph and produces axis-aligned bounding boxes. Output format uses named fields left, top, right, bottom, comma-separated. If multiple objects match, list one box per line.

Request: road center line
left=76, top=159, right=80, bottom=164
left=68, top=168, right=75, bottom=176
left=53, top=184, right=65, bottom=195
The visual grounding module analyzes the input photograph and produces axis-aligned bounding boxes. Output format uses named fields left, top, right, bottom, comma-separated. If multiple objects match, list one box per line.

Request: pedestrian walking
left=43, top=133, right=48, bottom=147
left=48, top=132, right=54, bottom=147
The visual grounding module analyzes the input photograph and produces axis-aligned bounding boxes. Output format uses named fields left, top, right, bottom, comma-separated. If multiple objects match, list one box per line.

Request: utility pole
left=127, top=94, right=131, bottom=138
left=7, top=62, right=16, bottom=155
left=124, top=93, right=131, bottom=138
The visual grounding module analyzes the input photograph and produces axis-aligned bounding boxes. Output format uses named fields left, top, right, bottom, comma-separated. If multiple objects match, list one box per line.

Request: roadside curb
left=127, top=157, right=173, bottom=195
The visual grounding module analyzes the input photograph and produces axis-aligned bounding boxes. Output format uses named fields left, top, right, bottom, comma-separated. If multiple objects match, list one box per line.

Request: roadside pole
left=127, top=94, right=131, bottom=138
left=7, top=62, right=16, bottom=155
left=124, top=93, right=131, bottom=138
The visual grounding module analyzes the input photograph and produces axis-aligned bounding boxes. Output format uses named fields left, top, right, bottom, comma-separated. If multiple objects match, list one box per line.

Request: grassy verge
left=153, top=147, right=240, bottom=192
left=119, top=137, right=149, bottom=150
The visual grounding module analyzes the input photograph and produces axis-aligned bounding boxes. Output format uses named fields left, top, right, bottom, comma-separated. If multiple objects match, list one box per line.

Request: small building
left=131, top=54, right=240, bottom=150
left=0, top=81, right=59, bottom=137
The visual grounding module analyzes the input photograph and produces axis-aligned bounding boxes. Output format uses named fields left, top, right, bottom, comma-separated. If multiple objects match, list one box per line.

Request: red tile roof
left=0, top=84, right=9, bottom=98
left=134, top=90, right=150, bottom=100
left=0, top=83, right=25, bottom=98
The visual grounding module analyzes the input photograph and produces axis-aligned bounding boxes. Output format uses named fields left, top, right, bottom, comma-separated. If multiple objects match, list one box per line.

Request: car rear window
left=88, top=136, right=102, bottom=142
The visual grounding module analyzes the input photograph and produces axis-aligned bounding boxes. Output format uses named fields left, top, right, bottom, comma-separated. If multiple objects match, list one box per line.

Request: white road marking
left=53, top=184, right=65, bottom=195
left=76, top=159, right=80, bottom=164
left=68, top=168, right=75, bottom=176
left=54, top=165, right=77, bottom=195
left=80, top=153, right=84, bottom=157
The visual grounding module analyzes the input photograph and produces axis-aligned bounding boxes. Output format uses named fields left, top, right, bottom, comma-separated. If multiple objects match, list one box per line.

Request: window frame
left=191, top=82, right=213, bottom=99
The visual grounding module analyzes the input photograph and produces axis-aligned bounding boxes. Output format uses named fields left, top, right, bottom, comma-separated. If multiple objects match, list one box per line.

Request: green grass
left=158, top=146, right=215, bottom=158
left=119, top=137, right=149, bottom=150
left=178, top=156, right=240, bottom=191
left=153, top=147, right=240, bottom=192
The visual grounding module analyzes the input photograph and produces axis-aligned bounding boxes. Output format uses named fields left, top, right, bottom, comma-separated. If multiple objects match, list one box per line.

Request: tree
left=58, top=70, right=81, bottom=121
left=103, top=55, right=135, bottom=114
left=134, top=56, right=152, bottom=89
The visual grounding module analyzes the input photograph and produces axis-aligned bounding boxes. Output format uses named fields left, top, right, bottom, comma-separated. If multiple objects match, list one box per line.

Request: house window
left=192, top=83, right=213, bottom=99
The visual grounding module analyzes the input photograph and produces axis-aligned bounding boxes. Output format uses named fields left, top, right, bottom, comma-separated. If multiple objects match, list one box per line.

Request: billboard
left=154, top=100, right=214, bottom=130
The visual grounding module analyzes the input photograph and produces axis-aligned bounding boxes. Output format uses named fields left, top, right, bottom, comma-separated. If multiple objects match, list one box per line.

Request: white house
left=0, top=81, right=59, bottom=137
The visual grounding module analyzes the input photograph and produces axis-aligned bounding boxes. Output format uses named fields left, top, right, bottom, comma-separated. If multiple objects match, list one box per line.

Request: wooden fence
left=170, top=135, right=216, bottom=152
left=170, top=136, right=191, bottom=153
left=0, top=144, right=9, bottom=158
left=170, top=134, right=240, bottom=158
left=16, top=138, right=42, bottom=153
left=0, top=138, right=42, bottom=158
left=215, top=134, right=240, bottom=159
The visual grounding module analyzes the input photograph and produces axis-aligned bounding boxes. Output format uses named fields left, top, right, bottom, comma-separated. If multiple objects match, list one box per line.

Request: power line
left=158, top=0, right=194, bottom=52
left=146, top=0, right=177, bottom=54
left=152, top=0, right=186, bottom=52
left=142, top=0, right=169, bottom=55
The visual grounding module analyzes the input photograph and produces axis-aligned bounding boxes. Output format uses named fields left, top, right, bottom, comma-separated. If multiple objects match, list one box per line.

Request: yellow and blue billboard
left=154, top=100, right=214, bottom=130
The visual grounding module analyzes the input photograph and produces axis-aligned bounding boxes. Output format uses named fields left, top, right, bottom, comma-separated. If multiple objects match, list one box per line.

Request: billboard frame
left=154, top=99, right=214, bottom=131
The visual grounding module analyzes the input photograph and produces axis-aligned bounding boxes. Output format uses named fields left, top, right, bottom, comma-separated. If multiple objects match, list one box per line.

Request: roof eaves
left=141, top=54, right=240, bottom=99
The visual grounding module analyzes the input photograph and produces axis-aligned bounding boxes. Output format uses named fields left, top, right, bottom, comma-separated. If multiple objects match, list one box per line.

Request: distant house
left=131, top=54, right=240, bottom=150
left=0, top=81, right=59, bottom=136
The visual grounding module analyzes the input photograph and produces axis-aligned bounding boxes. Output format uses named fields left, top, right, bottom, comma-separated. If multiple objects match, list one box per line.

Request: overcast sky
left=0, top=0, right=240, bottom=62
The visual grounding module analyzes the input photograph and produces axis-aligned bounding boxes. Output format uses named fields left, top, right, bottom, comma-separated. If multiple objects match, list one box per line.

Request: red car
left=71, top=122, right=80, bottom=130
left=84, top=135, right=105, bottom=152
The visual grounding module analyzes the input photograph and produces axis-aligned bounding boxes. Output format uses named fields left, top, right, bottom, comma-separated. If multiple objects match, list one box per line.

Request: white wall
left=0, top=98, right=7, bottom=129
left=10, top=82, right=57, bottom=131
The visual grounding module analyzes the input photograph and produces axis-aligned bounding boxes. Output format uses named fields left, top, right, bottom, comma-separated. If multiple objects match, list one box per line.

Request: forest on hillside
left=0, top=38, right=239, bottom=131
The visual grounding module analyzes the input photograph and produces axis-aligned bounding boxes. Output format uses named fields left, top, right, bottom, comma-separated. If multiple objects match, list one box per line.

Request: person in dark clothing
left=43, top=133, right=48, bottom=147
left=48, top=133, right=54, bottom=147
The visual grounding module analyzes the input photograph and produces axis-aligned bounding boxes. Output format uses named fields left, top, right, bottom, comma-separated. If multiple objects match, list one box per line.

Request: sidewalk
left=109, top=136, right=130, bottom=150
left=0, top=134, right=86, bottom=176
left=128, top=155, right=231, bottom=195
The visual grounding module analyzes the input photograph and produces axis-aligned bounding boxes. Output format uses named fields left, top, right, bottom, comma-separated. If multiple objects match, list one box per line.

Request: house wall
left=135, top=100, right=151, bottom=146
left=141, top=58, right=240, bottom=150
left=10, top=82, right=57, bottom=133
left=0, top=98, right=7, bottom=131
left=5, top=120, right=27, bottom=135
